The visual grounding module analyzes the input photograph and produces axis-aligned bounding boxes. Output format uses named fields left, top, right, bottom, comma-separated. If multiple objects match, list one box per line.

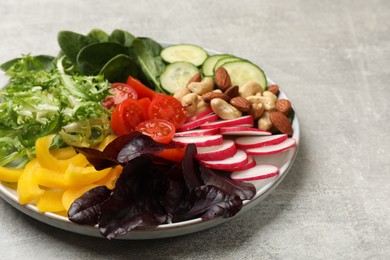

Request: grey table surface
left=0, top=0, right=389, bottom=259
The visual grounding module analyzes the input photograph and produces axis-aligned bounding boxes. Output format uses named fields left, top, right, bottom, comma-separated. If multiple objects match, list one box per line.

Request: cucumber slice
left=161, top=44, right=208, bottom=67
left=159, top=61, right=200, bottom=94
left=221, top=61, right=267, bottom=90
left=201, top=54, right=232, bottom=76
left=213, top=56, right=242, bottom=73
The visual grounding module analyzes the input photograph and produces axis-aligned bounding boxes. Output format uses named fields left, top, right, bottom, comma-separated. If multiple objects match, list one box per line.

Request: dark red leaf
left=68, top=186, right=111, bottom=225
left=182, top=144, right=203, bottom=191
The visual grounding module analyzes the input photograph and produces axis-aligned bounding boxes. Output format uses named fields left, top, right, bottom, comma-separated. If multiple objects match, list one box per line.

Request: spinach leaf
left=132, top=38, right=165, bottom=91
left=76, top=42, right=129, bottom=75
left=99, top=54, right=138, bottom=83
left=87, top=29, right=109, bottom=43
left=108, top=29, right=135, bottom=47
left=57, top=31, right=96, bottom=65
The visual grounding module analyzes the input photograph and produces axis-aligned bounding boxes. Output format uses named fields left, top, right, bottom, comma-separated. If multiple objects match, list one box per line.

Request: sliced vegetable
left=201, top=54, right=231, bottom=77
left=126, top=76, right=157, bottom=99
left=213, top=56, right=242, bottom=73
left=110, top=98, right=146, bottom=136
left=222, top=60, right=267, bottom=90
left=161, top=44, right=208, bottom=66
left=102, top=82, right=138, bottom=109
left=135, top=119, right=175, bottom=144
left=148, top=94, right=187, bottom=129
left=159, top=62, right=199, bottom=94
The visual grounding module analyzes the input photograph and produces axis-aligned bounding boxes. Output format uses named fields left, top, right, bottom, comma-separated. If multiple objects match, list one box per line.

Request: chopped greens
left=0, top=54, right=110, bottom=166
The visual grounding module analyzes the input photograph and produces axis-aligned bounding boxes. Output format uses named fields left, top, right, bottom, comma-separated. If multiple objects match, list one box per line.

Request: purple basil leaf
left=74, top=147, right=119, bottom=171
left=68, top=186, right=111, bottom=225
left=98, top=156, right=167, bottom=239
left=182, top=144, right=203, bottom=191
left=199, top=165, right=256, bottom=201
left=163, top=166, right=189, bottom=215
left=172, top=185, right=243, bottom=222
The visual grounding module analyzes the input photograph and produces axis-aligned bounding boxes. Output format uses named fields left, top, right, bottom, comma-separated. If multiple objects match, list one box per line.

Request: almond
left=275, top=99, right=292, bottom=115
left=267, top=85, right=279, bottom=96
left=269, top=111, right=293, bottom=136
left=214, top=67, right=232, bottom=91
left=224, top=85, right=239, bottom=98
left=186, top=72, right=202, bottom=87
left=201, top=91, right=231, bottom=103
left=230, top=96, right=251, bottom=112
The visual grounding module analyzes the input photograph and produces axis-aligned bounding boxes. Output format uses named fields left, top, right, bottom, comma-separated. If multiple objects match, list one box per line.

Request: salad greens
left=0, top=28, right=169, bottom=167
left=0, top=54, right=110, bottom=167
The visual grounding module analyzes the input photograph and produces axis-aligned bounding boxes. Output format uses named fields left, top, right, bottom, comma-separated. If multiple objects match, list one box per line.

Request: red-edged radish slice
left=230, top=165, right=279, bottom=181
left=177, top=113, right=219, bottom=132
left=235, top=134, right=288, bottom=149
left=200, top=149, right=248, bottom=170
left=196, top=139, right=237, bottom=161
left=230, top=156, right=256, bottom=171
left=185, top=109, right=214, bottom=122
left=172, top=134, right=223, bottom=147
left=245, top=138, right=296, bottom=156
left=174, top=128, right=219, bottom=137
left=200, top=115, right=254, bottom=129
left=220, top=126, right=271, bottom=136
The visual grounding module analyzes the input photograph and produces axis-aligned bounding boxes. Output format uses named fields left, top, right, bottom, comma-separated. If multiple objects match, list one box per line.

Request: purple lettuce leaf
left=182, top=144, right=203, bottom=191
left=199, top=165, right=256, bottom=201
left=68, top=186, right=111, bottom=225
left=172, top=185, right=243, bottom=222
left=98, top=156, right=168, bottom=239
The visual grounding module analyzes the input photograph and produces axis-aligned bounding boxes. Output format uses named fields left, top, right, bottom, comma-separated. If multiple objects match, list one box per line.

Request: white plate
left=0, top=46, right=300, bottom=240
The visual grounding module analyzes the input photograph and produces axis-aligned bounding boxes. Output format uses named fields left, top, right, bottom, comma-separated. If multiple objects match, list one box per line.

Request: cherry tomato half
left=135, top=119, right=175, bottom=144
left=148, top=94, right=187, bottom=129
left=110, top=98, right=146, bottom=136
left=102, top=83, right=138, bottom=109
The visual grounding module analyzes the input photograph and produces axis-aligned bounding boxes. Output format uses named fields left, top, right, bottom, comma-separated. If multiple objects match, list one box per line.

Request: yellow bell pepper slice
left=35, top=135, right=72, bottom=172
left=34, top=167, right=69, bottom=189
left=64, top=164, right=111, bottom=186
left=17, top=159, right=44, bottom=205
left=0, top=166, right=24, bottom=182
left=96, top=135, right=117, bottom=151
left=94, top=165, right=123, bottom=189
left=36, top=189, right=65, bottom=212
left=50, top=146, right=77, bottom=160
left=62, top=184, right=99, bottom=211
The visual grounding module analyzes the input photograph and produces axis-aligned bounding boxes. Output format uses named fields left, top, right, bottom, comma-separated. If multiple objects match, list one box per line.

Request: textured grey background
left=0, top=0, right=389, bottom=259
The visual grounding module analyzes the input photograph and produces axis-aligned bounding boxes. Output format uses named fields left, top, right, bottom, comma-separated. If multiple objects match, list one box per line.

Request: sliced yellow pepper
left=17, top=159, right=44, bottom=205
left=35, top=135, right=72, bottom=172
left=62, top=184, right=99, bottom=211
left=50, top=146, right=77, bottom=160
left=94, top=165, right=123, bottom=189
left=96, top=135, right=117, bottom=151
left=0, top=166, right=24, bottom=182
left=64, top=164, right=111, bottom=186
left=34, top=167, right=68, bottom=189
left=36, top=189, right=65, bottom=212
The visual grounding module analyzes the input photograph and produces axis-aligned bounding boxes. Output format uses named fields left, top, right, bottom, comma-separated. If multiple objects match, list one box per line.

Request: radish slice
left=185, top=109, right=214, bottom=122
left=172, top=134, right=223, bottom=147
left=200, top=115, right=254, bottom=129
left=220, top=126, right=271, bottom=136
left=235, top=134, right=288, bottom=149
left=230, top=156, right=256, bottom=171
left=200, top=149, right=248, bottom=170
left=177, top=113, right=219, bottom=132
left=174, top=128, right=219, bottom=137
left=230, top=165, right=279, bottom=181
left=245, top=138, right=296, bottom=156
left=196, top=140, right=237, bottom=161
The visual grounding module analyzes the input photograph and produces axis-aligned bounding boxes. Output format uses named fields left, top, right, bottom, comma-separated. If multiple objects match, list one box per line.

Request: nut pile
left=174, top=67, right=294, bottom=136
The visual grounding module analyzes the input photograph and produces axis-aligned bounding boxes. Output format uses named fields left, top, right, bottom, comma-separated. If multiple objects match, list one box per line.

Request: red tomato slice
left=126, top=76, right=157, bottom=100
left=102, top=83, right=138, bottom=109
left=110, top=98, right=146, bottom=136
left=135, top=119, right=175, bottom=144
left=148, top=94, right=187, bottom=129
left=137, top=97, right=151, bottom=115
left=155, top=147, right=186, bottom=162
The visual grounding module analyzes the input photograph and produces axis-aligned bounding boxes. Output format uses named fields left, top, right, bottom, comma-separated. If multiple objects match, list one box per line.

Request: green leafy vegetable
left=0, top=54, right=111, bottom=166
left=99, top=54, right=139, bottom=83
left=87, top=29, right=109, bottom=43
left=57, top=31, right=96, bottom=65
left=108, top=29, right=135, bottom=47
